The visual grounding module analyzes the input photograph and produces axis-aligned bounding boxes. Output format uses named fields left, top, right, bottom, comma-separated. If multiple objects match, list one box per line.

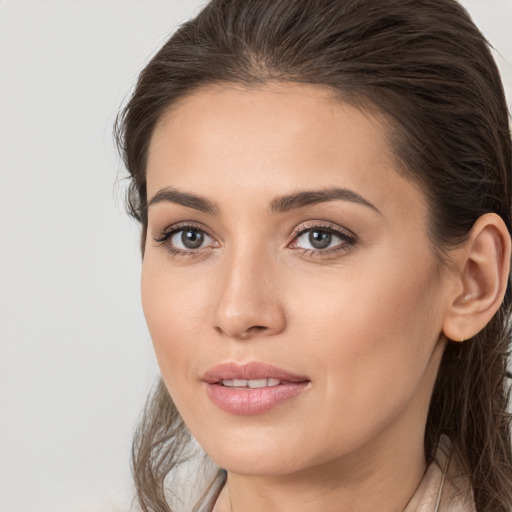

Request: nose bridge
left=213, top=238, right=285, bottom=339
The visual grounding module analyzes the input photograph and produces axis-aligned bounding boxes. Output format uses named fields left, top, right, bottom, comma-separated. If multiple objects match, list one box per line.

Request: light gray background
left=1, top=1, right=511, bottom=511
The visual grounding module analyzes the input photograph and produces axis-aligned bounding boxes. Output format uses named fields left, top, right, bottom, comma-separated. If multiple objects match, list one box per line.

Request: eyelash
left=152, top=221, right=358, bottom=259
left=290, top=221, right=357, bottom=258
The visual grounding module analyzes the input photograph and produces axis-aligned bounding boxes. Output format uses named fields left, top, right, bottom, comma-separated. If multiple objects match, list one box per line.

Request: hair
left=114, top=0, right=512, bottom=510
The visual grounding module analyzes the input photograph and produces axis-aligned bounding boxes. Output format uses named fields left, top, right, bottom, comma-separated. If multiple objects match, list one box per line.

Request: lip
left=202, top=361, right=310, bottom=415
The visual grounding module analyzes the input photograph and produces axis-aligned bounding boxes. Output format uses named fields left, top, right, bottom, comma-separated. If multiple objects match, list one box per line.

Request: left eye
left=293, top=228, right=347, bottom=250
left=169, top=228, right=214, bottom=250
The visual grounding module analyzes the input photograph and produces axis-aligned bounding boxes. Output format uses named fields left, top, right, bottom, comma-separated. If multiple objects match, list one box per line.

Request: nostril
left=245, top=325, right=268, bottom=335
left=215, top=324, right=268, bottom=339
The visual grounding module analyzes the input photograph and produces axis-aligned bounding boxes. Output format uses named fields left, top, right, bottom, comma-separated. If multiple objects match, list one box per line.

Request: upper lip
left=202, top=361, right=309, bottom=384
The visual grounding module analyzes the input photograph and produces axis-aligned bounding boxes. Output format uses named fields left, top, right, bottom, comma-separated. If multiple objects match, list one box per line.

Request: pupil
left=309, top=230, right=331, bottom=249
left=182, top=229, right=204, bottom=249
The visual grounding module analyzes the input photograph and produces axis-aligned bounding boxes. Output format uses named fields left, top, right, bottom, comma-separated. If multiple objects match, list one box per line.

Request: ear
left=442, top=213, right=511, bottom=342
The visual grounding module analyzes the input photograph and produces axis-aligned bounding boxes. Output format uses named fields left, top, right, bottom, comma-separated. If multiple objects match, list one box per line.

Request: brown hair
left=115, top=0, right=512, bottom=510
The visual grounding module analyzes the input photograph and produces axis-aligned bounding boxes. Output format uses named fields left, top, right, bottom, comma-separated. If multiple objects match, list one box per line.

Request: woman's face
left=142, top=83, right=450, bottom=476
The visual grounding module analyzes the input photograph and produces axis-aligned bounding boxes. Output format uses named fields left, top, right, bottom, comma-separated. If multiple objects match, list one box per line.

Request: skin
left=141, top=83, right=509, bottom=512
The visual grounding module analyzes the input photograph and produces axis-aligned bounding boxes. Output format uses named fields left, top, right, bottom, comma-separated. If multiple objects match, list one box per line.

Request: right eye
left=154, top=225, right=216, bottom=255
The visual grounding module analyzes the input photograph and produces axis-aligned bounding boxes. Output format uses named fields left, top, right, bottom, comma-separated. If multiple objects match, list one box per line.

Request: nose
left=213, top=248, right=287, bottom=340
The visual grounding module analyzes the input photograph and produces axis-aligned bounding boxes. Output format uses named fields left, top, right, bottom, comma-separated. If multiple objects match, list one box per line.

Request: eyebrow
left=147, top=186, right=380, bottom=215
left=269, top=187, right=381, bottom=215
left=147, top=187, right=218, bottom=214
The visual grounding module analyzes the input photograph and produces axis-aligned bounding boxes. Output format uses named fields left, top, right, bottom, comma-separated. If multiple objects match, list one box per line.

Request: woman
left=115, top=0, right=512, bottom=510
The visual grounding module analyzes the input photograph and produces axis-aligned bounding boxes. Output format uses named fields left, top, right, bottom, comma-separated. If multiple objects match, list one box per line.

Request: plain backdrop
left=0, top=1, right=511, bottom=511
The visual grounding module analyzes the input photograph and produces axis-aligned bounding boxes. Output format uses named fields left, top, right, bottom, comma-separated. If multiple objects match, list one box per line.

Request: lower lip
left=205, top=382, right=309, bottom=415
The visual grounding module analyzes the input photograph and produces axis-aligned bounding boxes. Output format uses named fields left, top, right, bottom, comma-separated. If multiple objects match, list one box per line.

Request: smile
left=202, top=362, right=310, bottom=415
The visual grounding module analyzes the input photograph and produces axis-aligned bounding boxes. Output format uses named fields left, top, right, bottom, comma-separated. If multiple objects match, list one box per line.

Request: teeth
left=221, top=378, right=281, bottom=388
left=248, top=379, right=268, bottom=388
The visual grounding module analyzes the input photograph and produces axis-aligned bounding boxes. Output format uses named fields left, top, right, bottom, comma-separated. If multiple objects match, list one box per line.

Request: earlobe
left=442, top=213, right=511, bottom=342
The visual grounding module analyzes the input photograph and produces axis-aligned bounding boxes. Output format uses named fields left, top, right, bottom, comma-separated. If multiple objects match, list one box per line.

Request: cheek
left=140, top=256, right=208, bottom=391
left=290, top=249, right=441, bottom=350
left=287, top=251, right=443, bottom=423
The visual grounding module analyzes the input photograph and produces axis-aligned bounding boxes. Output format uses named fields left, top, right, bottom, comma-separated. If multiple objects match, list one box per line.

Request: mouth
left=202, top=361, right=310, bottom=415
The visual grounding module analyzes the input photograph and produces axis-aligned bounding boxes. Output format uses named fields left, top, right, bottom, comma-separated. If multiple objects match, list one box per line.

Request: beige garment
left=403, top=436, right=475, bottom=512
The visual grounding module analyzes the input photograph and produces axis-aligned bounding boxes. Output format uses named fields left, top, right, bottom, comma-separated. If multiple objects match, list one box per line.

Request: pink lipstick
left=202, top=362, right=310, bottom=415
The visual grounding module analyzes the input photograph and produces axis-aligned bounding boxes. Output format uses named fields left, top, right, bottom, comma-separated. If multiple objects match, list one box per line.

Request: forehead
left=146, top=82, right=426, bottom=220
left=148, top=82, right=390, bottom=171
